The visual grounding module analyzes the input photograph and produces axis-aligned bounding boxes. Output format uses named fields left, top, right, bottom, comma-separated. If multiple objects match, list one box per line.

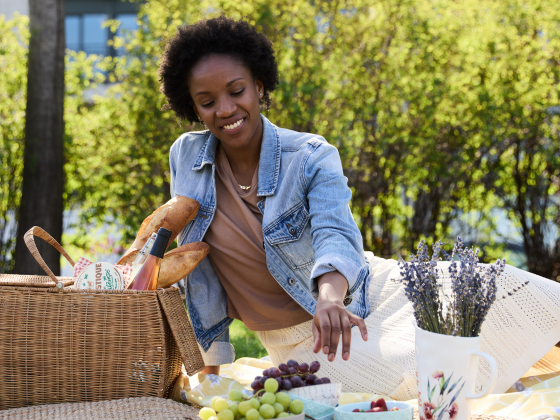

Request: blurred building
left=0, top=0, right=28, bottom=17
left=0, top=0, right=141, bottom=57
left=65, top=0, right=141, bottom=57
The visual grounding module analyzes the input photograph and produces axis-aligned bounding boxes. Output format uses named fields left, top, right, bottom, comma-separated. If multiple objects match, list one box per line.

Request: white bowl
left=287, top=382, right=342, bottom=407
left=335, top=401, right=413, bottom=420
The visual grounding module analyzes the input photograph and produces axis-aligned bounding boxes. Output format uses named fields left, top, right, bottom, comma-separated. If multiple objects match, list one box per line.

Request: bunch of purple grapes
left=251, top=360, right=331, bottom=393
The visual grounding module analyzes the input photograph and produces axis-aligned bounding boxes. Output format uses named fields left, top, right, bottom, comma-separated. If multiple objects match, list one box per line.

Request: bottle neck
left=149, top=233, right=168, bottom=259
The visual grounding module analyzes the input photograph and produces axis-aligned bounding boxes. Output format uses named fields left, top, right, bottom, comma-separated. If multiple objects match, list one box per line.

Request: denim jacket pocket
left=265, top=202, right=314, bottom=271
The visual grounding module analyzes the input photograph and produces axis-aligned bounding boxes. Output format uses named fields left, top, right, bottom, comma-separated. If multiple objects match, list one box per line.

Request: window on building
left=115, top=13, right=137, bottom=56
left=65, top=13, right=137, bottom=56
left=65, top=0, right=141, bottom=57
left=65, top=15, right=80, bottom=52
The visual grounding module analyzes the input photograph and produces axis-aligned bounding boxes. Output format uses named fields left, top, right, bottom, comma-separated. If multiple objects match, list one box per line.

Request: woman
left=159, top=17, right=560, bottom=400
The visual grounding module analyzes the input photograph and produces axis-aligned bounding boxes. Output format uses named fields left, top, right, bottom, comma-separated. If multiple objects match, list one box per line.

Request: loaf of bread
left=118, top=195, right=200, bottom=264
left=118, top=242, right=210, bottom=289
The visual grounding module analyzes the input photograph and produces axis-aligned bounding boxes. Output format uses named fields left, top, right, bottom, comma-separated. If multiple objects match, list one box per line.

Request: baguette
left=118, top=195, right=200, bottom=264
left=119, top=242, right=210, bottom=289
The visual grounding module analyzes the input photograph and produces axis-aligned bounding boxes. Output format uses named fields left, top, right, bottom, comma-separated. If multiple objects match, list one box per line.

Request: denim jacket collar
left=191, top=115, right=280, bottom=197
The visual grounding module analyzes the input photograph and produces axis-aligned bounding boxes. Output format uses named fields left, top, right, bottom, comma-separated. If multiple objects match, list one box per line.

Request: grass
left=185, top=302, right=267, bottom=360
left=229, top=319, right=268, bottom=360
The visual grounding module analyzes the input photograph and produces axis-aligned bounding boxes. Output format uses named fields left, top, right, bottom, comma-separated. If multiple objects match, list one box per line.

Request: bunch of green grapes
left=199, top=379, right=304, bottom=420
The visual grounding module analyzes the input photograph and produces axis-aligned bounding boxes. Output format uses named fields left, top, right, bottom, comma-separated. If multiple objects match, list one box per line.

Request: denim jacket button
left=288, top=278, right=295, bottom=285
left=343, top=296, right=353, bottom=305
left=289, top=227, right=297, bottom=236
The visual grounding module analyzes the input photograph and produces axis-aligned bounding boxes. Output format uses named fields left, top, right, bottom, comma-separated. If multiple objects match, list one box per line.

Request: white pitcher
left=415, top=324, right=498, bottom=420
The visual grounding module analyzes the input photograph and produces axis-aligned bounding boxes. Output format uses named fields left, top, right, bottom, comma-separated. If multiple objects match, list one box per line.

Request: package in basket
left=73, top=257, right=131, bottom=290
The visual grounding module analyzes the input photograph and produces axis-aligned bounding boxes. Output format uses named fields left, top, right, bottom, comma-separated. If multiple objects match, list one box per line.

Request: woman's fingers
left=349, top=312, right=368, bottom=341
left=340, top=315, right=353, bottom=360
left=313, top=305, right=369, bottom=361
left=312, top=321, right=322, bottom=353
left=328, top=311, right=341, bottom=361
left=320, top=312, right=333, bottom=358
left=312, top=310, right=332, bottom=355
left=324, top=308, right=355, bottom=361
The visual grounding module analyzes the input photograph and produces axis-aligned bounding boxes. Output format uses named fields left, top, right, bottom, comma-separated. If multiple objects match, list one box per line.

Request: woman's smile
left=221, top=117, right=246, bottom=133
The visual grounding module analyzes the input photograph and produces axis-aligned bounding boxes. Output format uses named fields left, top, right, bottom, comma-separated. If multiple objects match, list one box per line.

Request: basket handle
left=24, top=226, right=76, bottom=285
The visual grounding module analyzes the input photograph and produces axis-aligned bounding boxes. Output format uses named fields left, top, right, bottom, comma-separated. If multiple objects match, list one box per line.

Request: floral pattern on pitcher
left=419, top=371, right=465, bottom=420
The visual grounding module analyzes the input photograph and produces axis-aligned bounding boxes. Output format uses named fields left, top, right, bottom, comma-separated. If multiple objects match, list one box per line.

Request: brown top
left=204, top=146, right=312, bottom=331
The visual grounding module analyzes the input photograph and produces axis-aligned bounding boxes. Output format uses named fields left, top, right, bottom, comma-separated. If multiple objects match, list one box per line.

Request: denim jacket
left=169, top=115, right=370, bottom=365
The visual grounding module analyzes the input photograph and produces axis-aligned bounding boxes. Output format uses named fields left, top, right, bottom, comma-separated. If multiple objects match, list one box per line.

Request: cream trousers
left=256, top=253, right=560, bottom=400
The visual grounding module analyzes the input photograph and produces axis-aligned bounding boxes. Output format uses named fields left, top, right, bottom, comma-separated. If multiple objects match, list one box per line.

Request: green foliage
left=230, top=319, right=268, bottom=359
left=0, top=14, right=28, bottom=273
left=64, top=9, right=200, bottom=247
left=475, top=0, right=560, bottom=278
left=3, top=0, right=560, bottom=280
left=63, top=0, right=560, bottom=278
left=0, top=13, right=114, bottom=272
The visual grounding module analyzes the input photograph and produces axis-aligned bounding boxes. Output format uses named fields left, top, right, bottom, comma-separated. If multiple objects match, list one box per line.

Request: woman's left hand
left=312, top=271, right=368, bottom=362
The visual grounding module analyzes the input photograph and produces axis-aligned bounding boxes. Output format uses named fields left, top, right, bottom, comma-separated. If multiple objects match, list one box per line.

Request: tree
left=0, top=14, right=28, bottom=273
left=478, top=0, right=560, bottom=279
left=13, top=0, right=65, bottom=275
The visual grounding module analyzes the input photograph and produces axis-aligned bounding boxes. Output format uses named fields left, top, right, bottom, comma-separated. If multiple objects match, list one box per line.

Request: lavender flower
left=396, top=237, right=506, bottom=337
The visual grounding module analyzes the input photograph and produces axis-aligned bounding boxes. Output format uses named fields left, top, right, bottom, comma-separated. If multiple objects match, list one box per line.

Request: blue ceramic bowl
left=334, top=401, right=413, bottom=420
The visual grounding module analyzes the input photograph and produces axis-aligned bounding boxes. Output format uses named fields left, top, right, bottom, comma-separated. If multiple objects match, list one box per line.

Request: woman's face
left=188, top=54, right=264, bottom=151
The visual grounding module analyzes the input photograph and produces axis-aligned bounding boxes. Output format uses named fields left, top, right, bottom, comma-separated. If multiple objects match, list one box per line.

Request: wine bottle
left=129, top=232, right=157, bottom=281
left=129, top=227, right=171, bottom=291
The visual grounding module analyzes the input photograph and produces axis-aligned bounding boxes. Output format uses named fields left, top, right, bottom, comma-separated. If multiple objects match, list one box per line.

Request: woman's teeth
left=223, top=119, right=244, bottom=130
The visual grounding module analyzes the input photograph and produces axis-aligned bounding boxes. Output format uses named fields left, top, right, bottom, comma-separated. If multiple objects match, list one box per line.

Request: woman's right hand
left=312, top=271, right=368, bottom=361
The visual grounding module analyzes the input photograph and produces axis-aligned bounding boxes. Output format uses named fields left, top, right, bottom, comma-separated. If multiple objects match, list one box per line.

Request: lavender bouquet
left=397, top=237, right=507, bottom=337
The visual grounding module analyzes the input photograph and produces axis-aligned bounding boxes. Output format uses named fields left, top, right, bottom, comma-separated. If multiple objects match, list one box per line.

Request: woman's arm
left=304, top=141, right=368, bottom=305
left=313, top=271, right=368, bottom=361
left=303, top=141, right=369, bottom=361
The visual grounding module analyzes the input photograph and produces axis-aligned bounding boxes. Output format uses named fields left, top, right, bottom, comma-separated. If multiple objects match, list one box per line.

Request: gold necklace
left=238, top=184, right=251, bottom=191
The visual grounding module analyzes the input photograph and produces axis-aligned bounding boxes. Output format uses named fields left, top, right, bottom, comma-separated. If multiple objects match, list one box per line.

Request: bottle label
left=74, top=262, right=125, bottom=290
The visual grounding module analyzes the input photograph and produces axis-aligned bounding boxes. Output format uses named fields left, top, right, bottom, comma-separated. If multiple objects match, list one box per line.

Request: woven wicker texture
left=157, top=288, right=205, bottom=376
left=0, top=226, right=204, bottom=411
left=0, top=274, right=73, bottom=288
left=0, top=397, right=200, bottom=419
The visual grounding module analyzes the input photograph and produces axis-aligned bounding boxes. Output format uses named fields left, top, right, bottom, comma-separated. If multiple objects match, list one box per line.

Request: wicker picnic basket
left=0, top=227, right=205, bottom=411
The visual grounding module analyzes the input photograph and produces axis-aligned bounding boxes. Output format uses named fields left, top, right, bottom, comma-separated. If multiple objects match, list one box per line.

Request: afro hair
left=158, top=16, right=279, bottom=123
